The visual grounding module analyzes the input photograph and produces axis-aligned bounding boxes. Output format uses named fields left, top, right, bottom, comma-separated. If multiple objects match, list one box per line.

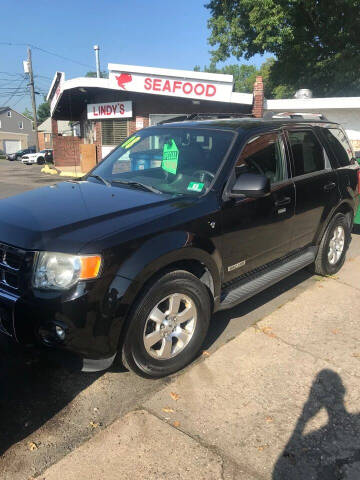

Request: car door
left=221, top=130, right=296, bottom=283
left=285, top=127, right=340, bottom=250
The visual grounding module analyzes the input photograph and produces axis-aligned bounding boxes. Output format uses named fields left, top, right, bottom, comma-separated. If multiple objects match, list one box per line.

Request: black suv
left=0, top=117, right=358, bottom=377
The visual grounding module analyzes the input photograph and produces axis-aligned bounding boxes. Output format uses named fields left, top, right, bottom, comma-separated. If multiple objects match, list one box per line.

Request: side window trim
left=284, top=126, right=330, bottom=179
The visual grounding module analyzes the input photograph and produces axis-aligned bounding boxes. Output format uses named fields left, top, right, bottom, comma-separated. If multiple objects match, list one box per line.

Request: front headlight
left=33, top=252, right=102, bottom=290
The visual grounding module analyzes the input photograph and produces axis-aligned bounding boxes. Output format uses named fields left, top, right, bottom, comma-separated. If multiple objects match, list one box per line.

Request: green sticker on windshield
left=121, top=136, right=140, bottom=149
left=162, top=139, right=179, bottom=174
left=187, top=182, right=204, bottom=192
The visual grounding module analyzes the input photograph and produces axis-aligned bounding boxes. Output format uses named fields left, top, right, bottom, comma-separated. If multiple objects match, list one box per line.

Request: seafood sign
left=109, top=68, right=233, bottom=102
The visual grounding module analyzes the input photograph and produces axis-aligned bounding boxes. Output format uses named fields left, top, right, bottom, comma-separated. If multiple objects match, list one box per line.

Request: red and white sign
left=109, top=65, right=233, bottom=103
left=87, top=100, right=132, bottom=120
left=49, top=72, right=65, bottom=115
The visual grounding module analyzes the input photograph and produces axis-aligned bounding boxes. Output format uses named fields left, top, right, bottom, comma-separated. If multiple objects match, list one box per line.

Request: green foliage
left=22, top=108, right=33, bottom=120
left=194, top=57, right=293, bottom=98
left=37, top=101, right=50, bottom=124
left=85, top=71, right=109, bottom=78
left=206, top=0, right=360, bottom=97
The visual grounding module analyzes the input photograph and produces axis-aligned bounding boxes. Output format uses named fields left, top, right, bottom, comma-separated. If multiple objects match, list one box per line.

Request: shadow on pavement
left=0, top=337, right=113, bottom=457
left=204, top=268, right=312, bottom=350
left=273, top=369, right=360, bottom=479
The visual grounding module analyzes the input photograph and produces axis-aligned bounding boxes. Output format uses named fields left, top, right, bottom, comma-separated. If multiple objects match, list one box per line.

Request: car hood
left=0, top=180, right=187, bottom=252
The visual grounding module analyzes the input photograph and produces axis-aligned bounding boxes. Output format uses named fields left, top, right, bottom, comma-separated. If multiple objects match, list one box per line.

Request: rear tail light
left=357, top=169, right=360, bottom=195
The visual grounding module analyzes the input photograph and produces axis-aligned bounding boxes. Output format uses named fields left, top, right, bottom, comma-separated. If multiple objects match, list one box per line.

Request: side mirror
left=229, top=173, right=270, bottom=198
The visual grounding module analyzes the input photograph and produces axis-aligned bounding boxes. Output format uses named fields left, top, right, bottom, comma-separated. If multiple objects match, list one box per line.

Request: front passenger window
left=236, top=133, right=287, bottom=184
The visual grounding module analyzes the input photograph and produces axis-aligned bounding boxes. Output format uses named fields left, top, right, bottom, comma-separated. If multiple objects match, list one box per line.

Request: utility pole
left=94, top=45, right=101, bottom=78
left=27, top=47, right=39, bottom=151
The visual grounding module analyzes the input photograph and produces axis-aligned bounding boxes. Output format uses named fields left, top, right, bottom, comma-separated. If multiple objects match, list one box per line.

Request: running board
left=219, top=247, right=317, bottom=310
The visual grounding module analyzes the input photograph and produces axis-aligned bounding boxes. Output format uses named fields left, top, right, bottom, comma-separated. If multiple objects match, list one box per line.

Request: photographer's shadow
left=273, top=369, right=360, bottom=479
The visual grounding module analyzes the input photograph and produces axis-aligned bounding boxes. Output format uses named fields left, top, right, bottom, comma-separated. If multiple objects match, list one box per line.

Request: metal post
left=94, top=45, right=101, bottom=78
left=27, top=47, right=39, bottom=152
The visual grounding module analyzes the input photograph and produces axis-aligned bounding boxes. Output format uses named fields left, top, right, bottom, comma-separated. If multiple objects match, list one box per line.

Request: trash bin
left=130, top=152, right=162, bottom=171
left=354, top=151, right=360, bottom=225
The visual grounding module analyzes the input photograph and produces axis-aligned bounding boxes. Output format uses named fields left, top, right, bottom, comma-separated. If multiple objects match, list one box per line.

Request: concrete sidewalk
left=36, top=257, right=360, bottom=480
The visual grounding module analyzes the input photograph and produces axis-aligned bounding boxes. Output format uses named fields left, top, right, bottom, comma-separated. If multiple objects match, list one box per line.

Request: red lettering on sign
left=206, top=85, right=216, bottom=97
left=153, top=79, right=161, bottom=91
left=100, top=106, right=106, bottom=116
left=183, top=82, right=193, bottom=94
left=173, top=81, right=182, bottom=92
left=144, top=78, right=152, bottom=90
left=112, top=105, right=117, bottom=115
left=119, top=104, right=125, bottom=114
left=92, top=107, right=98, bottom=116
left=194, top=83, right=205, bottom=96
left=163, top=80, right=171, bottom=92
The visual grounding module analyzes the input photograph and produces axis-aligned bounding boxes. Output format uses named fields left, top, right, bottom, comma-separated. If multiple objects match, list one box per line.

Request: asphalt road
left=0, top=160, right=359, bottom=479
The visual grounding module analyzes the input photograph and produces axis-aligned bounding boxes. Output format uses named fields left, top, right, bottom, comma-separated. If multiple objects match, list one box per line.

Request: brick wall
left=252, top=76, right=264, bottom=118
left=94, top=121, right=102, bottom=163
left=52, top=119, right=83, bottom=167
left=128, top=116, right=149, bottom=136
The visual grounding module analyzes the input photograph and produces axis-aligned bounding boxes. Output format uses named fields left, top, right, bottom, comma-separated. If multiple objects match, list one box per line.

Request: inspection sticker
left=187, top=182, right=204, bottom=192
left=121, top=136, right=140, bottom=149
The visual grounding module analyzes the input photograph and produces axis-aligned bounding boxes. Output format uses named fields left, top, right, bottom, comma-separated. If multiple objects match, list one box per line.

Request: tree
left=194, top=58, right=294, bottom=98
left=37, top=101, right=50, bottom=124
left=22, top=108, right=33, bottom=120
left=206, top=0, right=360, bottom=97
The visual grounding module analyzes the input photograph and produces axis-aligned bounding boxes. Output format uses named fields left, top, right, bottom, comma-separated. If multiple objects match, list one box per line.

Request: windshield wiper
left=88, top=174, right=111, bottom=187
left=112, top=180, right=162, bottom=194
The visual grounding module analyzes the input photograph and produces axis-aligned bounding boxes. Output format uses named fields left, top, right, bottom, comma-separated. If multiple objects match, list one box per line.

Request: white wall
left=102, top=145, right=116, bottom=158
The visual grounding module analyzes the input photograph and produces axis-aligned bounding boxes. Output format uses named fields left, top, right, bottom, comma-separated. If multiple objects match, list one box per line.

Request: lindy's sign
left=109, top=66, right=233, bottom=103
left=87, top=101, right=132, bottom=120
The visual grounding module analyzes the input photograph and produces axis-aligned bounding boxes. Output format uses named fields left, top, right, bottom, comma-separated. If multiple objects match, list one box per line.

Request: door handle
left=275, top=197, right=291, bottom=207
left=323, top=182, right=336, bottom=191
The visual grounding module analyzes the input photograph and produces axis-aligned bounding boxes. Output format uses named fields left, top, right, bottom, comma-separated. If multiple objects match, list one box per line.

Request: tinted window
left=92, top=127, right=234, bottom=196
left=288, top=131, right=324, bottom=176
left=236, top=133, right=287, bottom=183
left=323, top=128, right=354, bottom=167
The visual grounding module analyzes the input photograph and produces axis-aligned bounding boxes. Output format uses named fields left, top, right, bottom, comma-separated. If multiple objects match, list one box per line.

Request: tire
left=37, top=156, right=45, bottom=165
left=122, top=270, right=211, bottom=378
left=312, top=213, right=350, bottom=276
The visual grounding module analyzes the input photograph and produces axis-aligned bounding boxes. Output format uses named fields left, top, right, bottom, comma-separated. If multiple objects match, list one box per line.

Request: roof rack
left=264, top=111, right=328, bottom=121
left=158, top=112, right=253, bottom=125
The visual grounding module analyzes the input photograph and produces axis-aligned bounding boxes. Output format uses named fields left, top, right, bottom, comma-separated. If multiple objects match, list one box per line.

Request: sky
left=0, top=0, right=268, bottom=114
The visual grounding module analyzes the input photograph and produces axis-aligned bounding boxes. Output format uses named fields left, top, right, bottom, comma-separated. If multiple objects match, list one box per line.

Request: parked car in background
left=7, top=147, right=36, bottom=161
left=21, top=149, right=53, bottom=165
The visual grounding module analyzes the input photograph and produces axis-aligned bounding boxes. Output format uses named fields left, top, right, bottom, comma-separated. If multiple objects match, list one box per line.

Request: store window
left=102, top=119, right=129, bottom=145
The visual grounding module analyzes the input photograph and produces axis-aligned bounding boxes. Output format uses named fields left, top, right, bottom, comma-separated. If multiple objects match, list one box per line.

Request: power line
left=0, top=76, right=27, bottom=107
left=0, top=41, right=94, bottom=69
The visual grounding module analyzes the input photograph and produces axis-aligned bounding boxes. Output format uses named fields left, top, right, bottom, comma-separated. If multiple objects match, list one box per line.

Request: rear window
left=322, top=128, right=354, bottom=167
left=288, top=130, right=325, bottom=176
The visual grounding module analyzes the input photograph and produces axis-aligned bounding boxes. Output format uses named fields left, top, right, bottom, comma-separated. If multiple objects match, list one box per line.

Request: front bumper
left=0, top=274, right=132, bottom=369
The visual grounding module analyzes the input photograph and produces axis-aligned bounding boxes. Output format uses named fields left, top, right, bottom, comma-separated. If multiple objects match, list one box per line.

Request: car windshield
left=89, top=127, right=234, bottom=196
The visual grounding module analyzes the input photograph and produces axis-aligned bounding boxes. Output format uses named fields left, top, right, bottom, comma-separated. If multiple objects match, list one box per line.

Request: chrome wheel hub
left=328, top=226, right=345, bottom=265
left=143, top=293, right=197, bottom=360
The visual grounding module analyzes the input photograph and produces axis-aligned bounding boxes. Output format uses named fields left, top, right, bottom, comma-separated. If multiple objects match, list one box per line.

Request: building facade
left=0, top=107, right=36, bottom=154
left=47, top=63, right=360, bottom=170
left=47, top=66, right=254, bottom=170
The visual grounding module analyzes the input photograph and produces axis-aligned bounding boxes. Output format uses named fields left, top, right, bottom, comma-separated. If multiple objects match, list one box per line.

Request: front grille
left=0, top=243, right=27, bottom=291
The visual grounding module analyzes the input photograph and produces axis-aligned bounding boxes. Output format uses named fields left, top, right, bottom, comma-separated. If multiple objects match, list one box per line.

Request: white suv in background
left=21, top=149, right=53, bottom=165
